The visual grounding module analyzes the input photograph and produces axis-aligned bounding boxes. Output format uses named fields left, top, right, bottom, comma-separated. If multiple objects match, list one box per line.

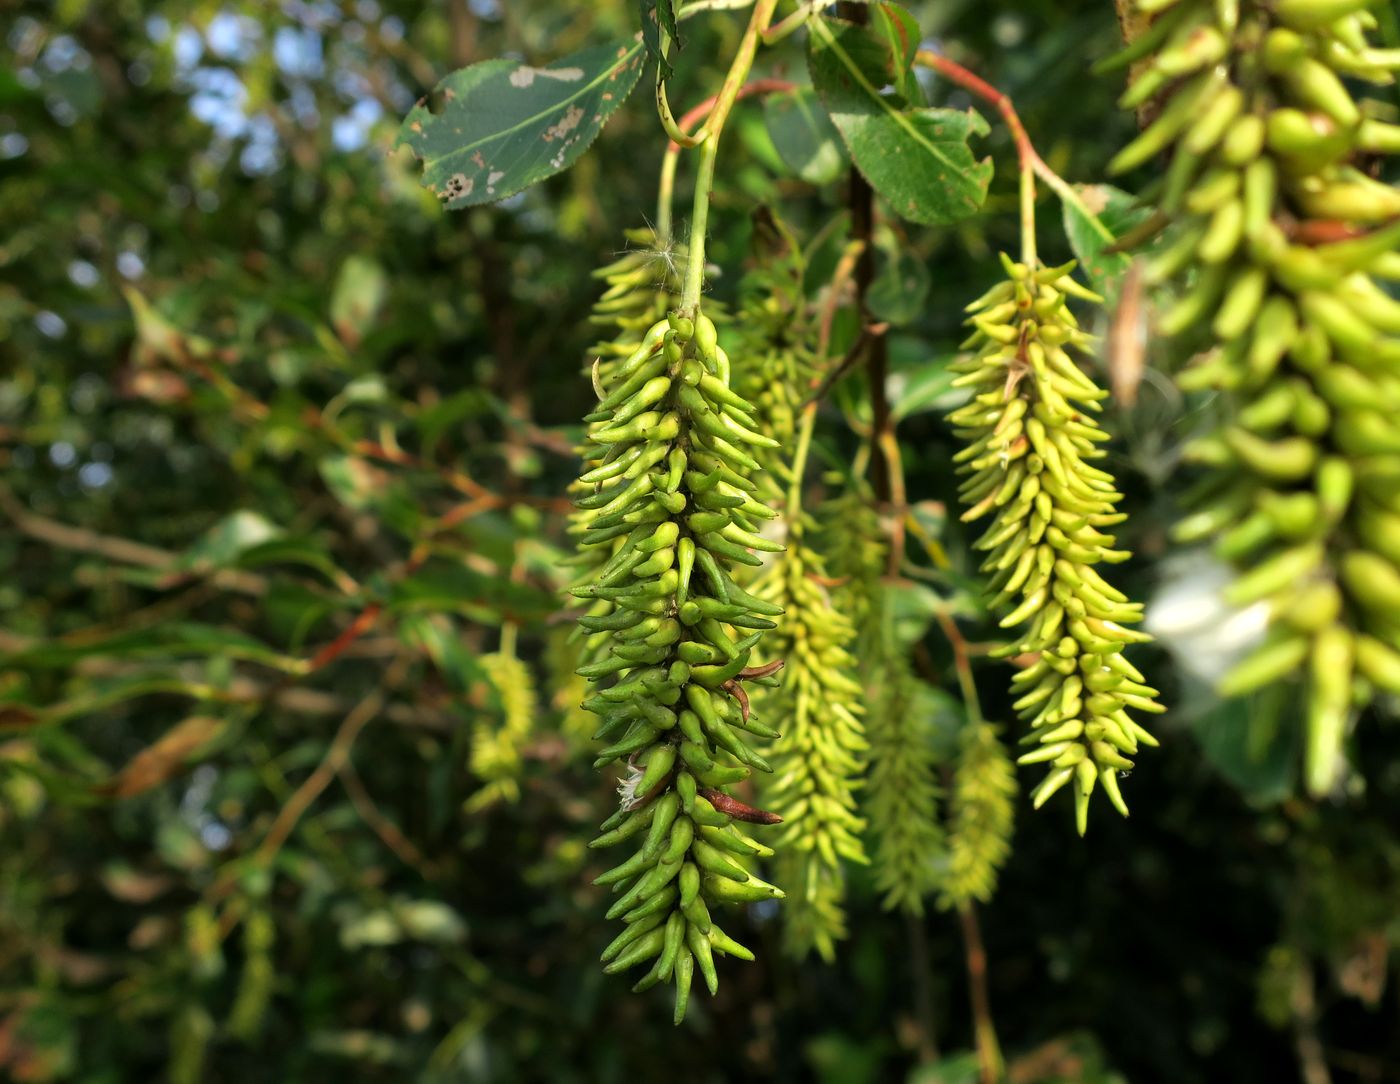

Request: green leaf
left=176, top=511, right=283, bottom=572
left=891, top=353, right=960, bottom=419
left=867, top=241, right=930, bottom=325
left=397, top=39, right=646, bottom=209
left=866, top=1, right=923, bottom=103
left=2, top=624, right=304, bottom=674
left=1060, top=183, right=1154, bottom=295
left=763, top=87, right=847, bottom=185
left=640, top=0, right=680, bottom=81
left=809, top=14, right=991, bottom=225
left=1191, top=685, right=1300, bottom=805
left=397, top=614, right=485, bottom=694
left=389, top=565, right=556, bottom=625
left=330, top=255, right=388, bottom=348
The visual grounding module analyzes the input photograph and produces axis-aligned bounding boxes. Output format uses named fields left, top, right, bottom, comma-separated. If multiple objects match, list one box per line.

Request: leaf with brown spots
left=396, top=39, right=646, bottom=210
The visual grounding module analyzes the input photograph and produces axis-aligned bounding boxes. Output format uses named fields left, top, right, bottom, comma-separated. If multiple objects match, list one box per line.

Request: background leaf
left=397, top=40, right=646, bottom=209
left=1060, top=183, right=1154, bottom=295
left=764, top=86, right=848, bottom=185
left=809, top=15, right=992, bottom=225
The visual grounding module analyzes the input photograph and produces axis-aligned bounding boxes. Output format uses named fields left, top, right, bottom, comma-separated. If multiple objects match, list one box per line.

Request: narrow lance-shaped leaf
left=397, top=39, right=646, bottom=209
left=809, top=13, right=991, bottom=225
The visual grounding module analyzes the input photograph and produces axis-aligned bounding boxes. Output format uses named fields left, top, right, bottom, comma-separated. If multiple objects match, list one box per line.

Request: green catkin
left=466, top=649, right=536, bottom=811
left=544, top=626, right=597, bottom=753
left=755, top=532, right=869, bottom=961
left=730, top=211, right=816, bottom=504
left=818, top=484, right=886, bottom=633
left=863, top=622, right=945, bottom=914
left=723, top=216, right=868, bottom=959
left=1108, top=0, right=1400, bottom=795
left=947, top=257, right=1163, bottom=834
left=819, top=485, right=946, bottom=914
left=569, top=230, right=688, bottom=672
left=588, top=227, right=689, bottom=382
left=227, top=909, right=275, bottom=1042
left=573, top=309, right=784, bottom=1021
left=938, top=722, right=1017, bottom=909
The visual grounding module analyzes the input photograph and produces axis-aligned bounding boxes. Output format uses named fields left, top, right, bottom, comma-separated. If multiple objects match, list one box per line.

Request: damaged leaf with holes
left=397, top=39, right=647, bottom=209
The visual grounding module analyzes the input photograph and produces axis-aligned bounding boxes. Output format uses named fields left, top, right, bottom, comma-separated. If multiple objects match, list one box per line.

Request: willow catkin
left=817, top=485, right=947, bottom=914
left=730, top=210, right=815, bottom=504
left=1107, top=0, right=1400, bottom=794
left=466, top=649, right=537, bottom=812
left=227, top=909, right=275, bottom=1042
left=719, top=219, right=870, bottom=959
left=947, top=257, right=1163, bottom=834
left=573, top=310, right=787, bottom=1022
left=754, top=532, right=869, bottom=961
left=864, top=628, right=945, bottom=914
left=569, top=230, right=689, bottom=673
left=938, top=721, right=1016, bottom=909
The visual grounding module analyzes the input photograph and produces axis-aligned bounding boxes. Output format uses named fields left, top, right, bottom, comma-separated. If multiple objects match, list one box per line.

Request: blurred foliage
left=0, top=1, right=1398, bottom=1082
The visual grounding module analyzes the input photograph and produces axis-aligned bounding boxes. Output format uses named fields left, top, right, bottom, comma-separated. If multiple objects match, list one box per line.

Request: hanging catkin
left=1106, top=0, right=1400, bottom=793
left=947, top=257, right=1163, bottom=833
left=573, top=309, right=787, bottom=1022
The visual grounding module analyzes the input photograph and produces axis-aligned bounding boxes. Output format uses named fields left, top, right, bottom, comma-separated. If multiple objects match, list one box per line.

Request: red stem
left=666, top=77, right=796, bottom=151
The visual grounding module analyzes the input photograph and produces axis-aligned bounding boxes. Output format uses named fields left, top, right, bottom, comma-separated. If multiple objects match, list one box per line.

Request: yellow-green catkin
left=1108, top=0, right=1400, bottom=795
left=569, top=230, right=689, bottom=672
left=755, top=534, right=869, bottom=961
left=572, top=309, right=787, bottom=1023
left=466, top=648, right=537, bottom=811
left=722, top=216, right=869, bottom=959
left=227, top=909, right=276, bottom=1042
left=818, top=486, right=947, bottom=914
left=938, top=722, right=1016, bottom=909
left=947, top=257, right=1163, bottom=834
left=864, top=625, right=945, bottom=914
left=730, top=210, right=815, bottom=504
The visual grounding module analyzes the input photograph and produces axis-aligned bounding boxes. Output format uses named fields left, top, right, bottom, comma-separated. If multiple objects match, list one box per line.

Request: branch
left=958, top=902, right=1005, bottom=1084
left=0, top=482, right=267, bottom=597
left=914, top=50, right=1119, bottom=252
left=657, top=77, right=796, bottom=243
left=238, top=656, right=410, bottom=895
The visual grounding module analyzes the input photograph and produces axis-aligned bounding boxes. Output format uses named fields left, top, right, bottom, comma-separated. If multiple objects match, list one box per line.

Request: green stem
left=679, top=0, right=781, bottom=314
left=786, top=403, right=818, bottom=524
left=935, top=609, right=986, bottom=729
left=656, top=146, right=679, bottom=244
left=1019, top=160, right=1037, bottom=268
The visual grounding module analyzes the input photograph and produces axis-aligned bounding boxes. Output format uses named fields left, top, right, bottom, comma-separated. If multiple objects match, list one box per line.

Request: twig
left=1291, top=962, right=1334, bottom=1084
left=249, top=665, right=399, bottom=872
left=815, top=238, right=867, bottom=363
left=657, top=77, right=795, bottom=243
left=0, top=482, right=266, bottom=597
left=338, top=757, right=432, bottom=874
left=934, top=609, right=987, bottom=728
left=914, top=50, right=1118, bottom=252
left=678, top=0, right=783, bottom=315
left=906, top=912, right=941, bottom=1064
left=958, top=902, right=1005, bottom=1084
